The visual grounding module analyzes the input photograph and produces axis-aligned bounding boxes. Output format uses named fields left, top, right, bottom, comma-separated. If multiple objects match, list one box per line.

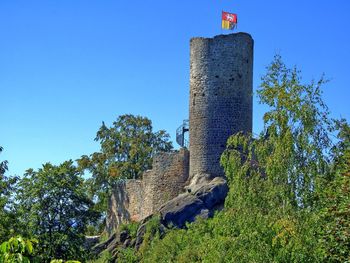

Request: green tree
left=219, top=55, right=332, bottom=261
left=78, top=114, right=172, bottom=213
left=255, top=54, right=331, bottom=207
left=0, top=147, right=7, bottom=177
left=16, top=161, right=99, bottom=262
left=0, top=147, right=18, bottom=243
left=319, top=120, right=350, bottom=262
left=0, top=236, right=38, bottom=263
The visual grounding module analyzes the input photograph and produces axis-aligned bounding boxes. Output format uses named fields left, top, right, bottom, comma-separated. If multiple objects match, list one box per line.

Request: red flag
left=222, top=11, right=237, bottom=24
left=222, top=11, right=237, bottom=30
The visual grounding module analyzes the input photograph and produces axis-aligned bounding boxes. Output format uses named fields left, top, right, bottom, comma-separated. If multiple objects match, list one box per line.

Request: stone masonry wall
left=189, top=33, right=253, bottom=179
left=141, top=148, right=190, bottom=219
left=106, top=180, right=143, bottom=235
left=107, top=33, right=254, bottom=234
left=107, top=149, right=189, bottom=235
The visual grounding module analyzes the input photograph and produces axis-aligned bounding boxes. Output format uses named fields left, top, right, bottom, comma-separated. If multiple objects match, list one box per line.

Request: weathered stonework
left=106, top=149, right=189, bottom=234
left=107, top=33, right=254, bottom=234
left=106, top=180, right=143, bottom=234
left=141, top=149, right=190, bottom=218
left=189, top=33, right=253, bottom=179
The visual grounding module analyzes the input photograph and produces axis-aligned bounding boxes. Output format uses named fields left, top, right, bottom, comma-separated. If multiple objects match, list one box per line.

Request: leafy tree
left=0, top=236, right=38, bottom=263
left=218, top=55, right=332, bottom=261
left=255, top=54, right=331, bottom=207
left=0, top=236, right=82, bottom=263
left=0, top=147, right=18, bottom=243
left=0, top=147, right=8, bottom=177
left=16, top=161, right=99, bottom=262
left=78, top=114, right=172, bottom=214
left=319, top=120, right=350, bottom=262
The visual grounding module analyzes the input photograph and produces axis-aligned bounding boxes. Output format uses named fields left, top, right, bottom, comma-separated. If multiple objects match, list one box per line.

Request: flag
left=222, top=11, right=237, bottom=30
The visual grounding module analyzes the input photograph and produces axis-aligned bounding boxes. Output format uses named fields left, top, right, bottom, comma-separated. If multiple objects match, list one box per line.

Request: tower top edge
left=190, top=32, right=253, bottom=43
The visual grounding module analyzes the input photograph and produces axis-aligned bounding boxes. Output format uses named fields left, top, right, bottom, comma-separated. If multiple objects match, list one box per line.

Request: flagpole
left=221, top=10, right=223, bottom=35
left=221, top=10, right=222, bottom=35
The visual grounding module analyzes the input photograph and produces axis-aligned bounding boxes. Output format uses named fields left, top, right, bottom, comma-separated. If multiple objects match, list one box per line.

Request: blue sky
left=1, top=0, right=349, bottom=176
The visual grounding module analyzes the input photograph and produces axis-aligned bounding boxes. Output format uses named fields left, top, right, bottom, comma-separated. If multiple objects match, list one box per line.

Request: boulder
left=91, top=233, right=116, bottom=255
left=159, top=176, right=228, bottom=228
left=192, top=177, right=228, bottom=208
left=135, top=223, right=147, bottom=250
left=119, top=230, right=129, bottom=244
left=122, top=238, right=131, bottom=248
left=134, top=216, right=167, bottom=250
left=91, top=230, right=132, bottom=256
left=159, top=193, right=205, bottom=228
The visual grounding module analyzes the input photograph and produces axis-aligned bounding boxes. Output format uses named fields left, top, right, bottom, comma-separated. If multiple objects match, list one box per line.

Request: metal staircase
left=176, top=119, right=189, bottom=148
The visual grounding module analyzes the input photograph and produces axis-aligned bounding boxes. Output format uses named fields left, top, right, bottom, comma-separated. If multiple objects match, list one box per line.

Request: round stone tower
left=189, top=33, right=253, bottom=180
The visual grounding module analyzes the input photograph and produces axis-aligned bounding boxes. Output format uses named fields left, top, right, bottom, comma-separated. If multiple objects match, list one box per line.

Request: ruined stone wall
left=189, top=33, right=253, bottom=179
left=106, top=180, right=143, bottom=234
left=141, top=148, right=190, bottom=219
left=107, top=149, right=189, bottom=234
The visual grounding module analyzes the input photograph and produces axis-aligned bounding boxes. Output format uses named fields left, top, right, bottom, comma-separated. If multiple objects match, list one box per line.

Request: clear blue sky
left=1, top=0, right=349, bottom=176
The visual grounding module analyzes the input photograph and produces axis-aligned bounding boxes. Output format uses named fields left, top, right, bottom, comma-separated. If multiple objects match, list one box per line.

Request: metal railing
left=176, top=119, right=189, bottom=148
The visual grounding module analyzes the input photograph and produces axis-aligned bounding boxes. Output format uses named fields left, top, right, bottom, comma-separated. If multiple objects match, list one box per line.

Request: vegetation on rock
left=101, top=56, right=349, bottom=262
left=0, top=56, right=349, bottom=262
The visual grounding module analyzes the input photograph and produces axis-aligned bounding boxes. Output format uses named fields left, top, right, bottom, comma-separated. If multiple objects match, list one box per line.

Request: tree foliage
left=0, top=236, right=82, bottom=263
left=319, top=120, right=350, bottom=262
left=0, top=147, right=8, bottom=177
left=78, top=114, right=172, bottom=213
left=256, top=54, right=331, bottom=207
left=0, top=147, right=18, bottom=243
left=0, top=236, right=38, bottom=263
left=16, top=161, right=99, bottom=262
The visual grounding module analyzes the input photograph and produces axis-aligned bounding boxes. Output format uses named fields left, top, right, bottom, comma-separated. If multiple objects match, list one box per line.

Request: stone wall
left=141, top=148, right=190, bottom=219
left=107, top=148, right=189, bottom=234
left=106, top=180, right=143, bottom=234
left=107, top=33, right=254, bottom=234
left=189, top=33, right=253, bottom=179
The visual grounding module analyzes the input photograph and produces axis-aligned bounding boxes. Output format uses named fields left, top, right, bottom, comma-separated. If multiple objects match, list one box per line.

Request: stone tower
left=189, top=33, right=253, bottom=180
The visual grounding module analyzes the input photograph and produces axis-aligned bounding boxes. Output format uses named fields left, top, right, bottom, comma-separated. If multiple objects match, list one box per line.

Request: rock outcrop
left=159, top=176, right=228, bottom=228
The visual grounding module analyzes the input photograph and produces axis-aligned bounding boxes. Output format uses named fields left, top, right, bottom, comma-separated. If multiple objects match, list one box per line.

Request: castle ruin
left=107, top=32, right=253, bottom=233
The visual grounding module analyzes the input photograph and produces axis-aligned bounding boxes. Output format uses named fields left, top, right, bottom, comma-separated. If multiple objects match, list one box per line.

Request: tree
left=319, top=120, right=350, bottom=262
left=78, top=114, right=173, bottom=214
left=0, top=236, right=39, bottom=263
left=16, top=161, right=99, bottom=262
left=222, top=54, right=332, bottom=207
left=256, top=54, right=331, bottom=207
left=0, top=147, right=18, bottom=243
left=218, top=55, right=332, bottom=261
left=0, top=147, right=8, bottom=177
